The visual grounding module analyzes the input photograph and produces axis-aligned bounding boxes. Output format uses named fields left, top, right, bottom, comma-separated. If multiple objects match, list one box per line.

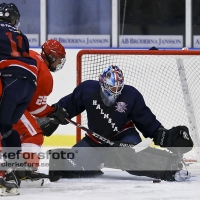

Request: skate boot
left=174, top=169, right=191, bottom=182
left=5, top=165, right=49, bottom=187
left=0, top=171, right=20, bottom=196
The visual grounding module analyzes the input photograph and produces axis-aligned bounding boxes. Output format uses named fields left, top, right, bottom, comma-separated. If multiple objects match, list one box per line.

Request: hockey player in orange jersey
left=3, top=39, right=68, bottom=186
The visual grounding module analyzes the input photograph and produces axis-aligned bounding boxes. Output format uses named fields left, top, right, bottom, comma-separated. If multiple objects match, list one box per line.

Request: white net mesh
left=77, top=50, right=200, bottom=162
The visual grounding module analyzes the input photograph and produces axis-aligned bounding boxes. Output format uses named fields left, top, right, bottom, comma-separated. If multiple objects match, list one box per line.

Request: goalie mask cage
left=76, top=49, right=200, bottom=162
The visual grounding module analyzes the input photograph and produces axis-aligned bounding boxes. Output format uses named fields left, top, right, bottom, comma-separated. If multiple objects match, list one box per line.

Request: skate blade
left=0, top=187, right=19, bottom=196
left=20, top=178, right=48, bottom=188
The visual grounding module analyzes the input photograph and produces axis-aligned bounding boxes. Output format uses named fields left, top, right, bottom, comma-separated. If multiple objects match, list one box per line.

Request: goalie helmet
left=0, top=3, right=20, bottom=29
left=41, top=39, right=66, bottom=72
left=99, top=65, right=124, bottom=106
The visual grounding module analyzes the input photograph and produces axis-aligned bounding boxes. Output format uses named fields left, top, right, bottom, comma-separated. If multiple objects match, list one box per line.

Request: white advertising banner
left=26, top=34, right=39, bottom=47
left=193, top=36, right=200, bottom=48
left=48, top=34, right=110, bottom=47
left=119, top=35, right=183, bottom=48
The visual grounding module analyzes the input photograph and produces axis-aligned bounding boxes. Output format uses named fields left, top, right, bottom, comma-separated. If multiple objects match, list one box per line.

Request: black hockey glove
left=36, top=117, right=59, bottom=137
left=153, top=126, right=193, bottom=154
left=47, top=104, right=69, bottom=125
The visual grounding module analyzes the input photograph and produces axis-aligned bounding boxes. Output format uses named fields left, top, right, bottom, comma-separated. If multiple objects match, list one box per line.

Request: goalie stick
left=65, top=117, right=152, bottom=153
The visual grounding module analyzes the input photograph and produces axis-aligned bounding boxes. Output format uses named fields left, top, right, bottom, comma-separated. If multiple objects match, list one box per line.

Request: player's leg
left=105, top=128, right=190, bottom=181
left=0, top=77, right=36, bottom=195
left=8, top=111, right=49, bottom=186
left=65, top=137, right=106, bottom=171
left=0, top=77, right=35, bottom=166
left=125, top=147, right=191, bottom=182
left=13, top=110, right=43, bottom=170
left=49, top=128, right=141, bottom=181
left=49, top=137, right=106, bottom=181
left=0, top=77, right=36, bottom=149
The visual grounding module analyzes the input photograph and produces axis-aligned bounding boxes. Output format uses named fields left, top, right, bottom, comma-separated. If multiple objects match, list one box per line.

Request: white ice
left=4, top=163, right=200, bottom=200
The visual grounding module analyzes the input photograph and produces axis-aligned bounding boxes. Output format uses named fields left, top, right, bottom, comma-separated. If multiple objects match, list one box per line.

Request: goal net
left=76, top=49, right=200, bottom=162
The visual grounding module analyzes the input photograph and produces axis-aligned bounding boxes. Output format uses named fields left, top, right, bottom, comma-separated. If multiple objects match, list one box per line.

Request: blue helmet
left=0, top=3, right=20, bottom=28
left=99, top=65, right=124, bottom=99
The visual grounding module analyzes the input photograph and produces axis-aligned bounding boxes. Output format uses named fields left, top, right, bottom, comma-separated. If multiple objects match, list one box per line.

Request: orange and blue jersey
left=0, top=21, right=37, bottom=83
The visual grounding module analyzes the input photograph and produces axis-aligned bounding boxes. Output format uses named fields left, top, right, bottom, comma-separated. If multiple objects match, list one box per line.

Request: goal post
left=76, top=49, right=200, bottom=162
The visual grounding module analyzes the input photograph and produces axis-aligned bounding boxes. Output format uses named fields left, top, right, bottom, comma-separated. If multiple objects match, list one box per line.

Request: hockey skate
left=174, top=169, right=191, bottom=182
left=5, top=165, right=49, bottom=188
left=0, top=172, right=20, bottom=196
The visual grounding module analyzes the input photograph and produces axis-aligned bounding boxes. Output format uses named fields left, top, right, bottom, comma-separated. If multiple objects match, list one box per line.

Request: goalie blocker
left=47, top=146, right=190, bottom=182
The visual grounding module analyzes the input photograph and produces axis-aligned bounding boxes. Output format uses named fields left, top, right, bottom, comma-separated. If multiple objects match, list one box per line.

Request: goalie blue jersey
left=57, top=80, right=161, bottom=139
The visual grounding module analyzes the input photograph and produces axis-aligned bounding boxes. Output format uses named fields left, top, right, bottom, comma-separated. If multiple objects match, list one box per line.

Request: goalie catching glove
left=48, top=104, right=69, bottom=125
left=153, top=126, right=193, bottom=154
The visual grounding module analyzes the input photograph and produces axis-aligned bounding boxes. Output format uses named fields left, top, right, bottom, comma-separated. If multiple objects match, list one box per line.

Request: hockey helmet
left=41, top=39, right=66, bottom=72
left=0, top=3, right=20, bottom=28
left=99, top=65, right=124, bottom=98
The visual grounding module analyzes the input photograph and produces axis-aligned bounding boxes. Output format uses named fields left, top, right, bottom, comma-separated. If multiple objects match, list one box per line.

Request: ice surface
left=7, top=164, right=200, bottom=200
left=3, top=147, right=199, bottom=199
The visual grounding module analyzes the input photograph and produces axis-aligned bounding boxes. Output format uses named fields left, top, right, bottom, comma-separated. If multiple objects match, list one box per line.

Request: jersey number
left=36, top=96, right=47, bottom=105
left=6, top=32, right=27, bottom=57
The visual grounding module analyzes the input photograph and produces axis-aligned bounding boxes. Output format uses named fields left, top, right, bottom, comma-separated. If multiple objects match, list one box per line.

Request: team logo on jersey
left=115, top=102, right=127, bottom=113
left=93, top=100, right=119, bottom=132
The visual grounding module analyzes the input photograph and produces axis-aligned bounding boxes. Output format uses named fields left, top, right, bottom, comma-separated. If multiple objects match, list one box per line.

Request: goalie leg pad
left=48, top=137, right=107, bottom=173
left=48, top=147, right=105, bottom=181
left=104, top=147, right=185, bottom=181
left=48, top=148, right=68, bottom=182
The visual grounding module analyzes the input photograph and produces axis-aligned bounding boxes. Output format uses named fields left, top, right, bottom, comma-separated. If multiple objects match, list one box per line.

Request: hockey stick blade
left=65, top=117, right=152, bottom=153
left=133, top=138, right=152, bottom=153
